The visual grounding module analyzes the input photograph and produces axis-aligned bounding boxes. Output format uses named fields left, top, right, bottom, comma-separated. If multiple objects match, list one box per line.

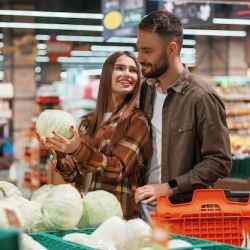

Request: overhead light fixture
left=71, top=51, right=112, bottom=57
left=37, top=50, right=47, bottom=56
left=0, top=10, right=103, bottom=19
left=37, top=43, right=47, bottom=50
left=184, top=29, right=246, bottom=37
left=0, top=22, right=103, bottom=31
left=181, top=48, right=196, bottom=54
left=57, top=35, right=104, bottom=42
left=35, top=35, right=196, bottom=47
left=36, top=56, right=49, bottom=62
left=213, top=18, right=250, bottom=26
left=91, top=45, right=135, bottom=52
left=81, top=69, right=102, bottom=76
left=57, top=57, right=106, bottom=63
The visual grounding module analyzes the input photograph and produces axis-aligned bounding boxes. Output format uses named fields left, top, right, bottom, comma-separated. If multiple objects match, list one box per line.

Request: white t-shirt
left=148, top=90, right=168, bottom=184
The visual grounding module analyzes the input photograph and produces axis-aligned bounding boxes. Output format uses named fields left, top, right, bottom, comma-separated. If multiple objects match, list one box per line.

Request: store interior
left=0, top=0, right=250, bottom=250
left=0, top=0, right=250, bottom=195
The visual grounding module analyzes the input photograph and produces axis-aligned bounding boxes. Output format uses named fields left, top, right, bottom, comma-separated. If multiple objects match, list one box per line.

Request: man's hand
left=135, top=183, right=173, bottom=204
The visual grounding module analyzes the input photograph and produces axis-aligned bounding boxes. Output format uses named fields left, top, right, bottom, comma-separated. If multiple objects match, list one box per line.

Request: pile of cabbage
left=0, top=181, right=82, bottom=232
left=0, top=181, right=191, bottom=250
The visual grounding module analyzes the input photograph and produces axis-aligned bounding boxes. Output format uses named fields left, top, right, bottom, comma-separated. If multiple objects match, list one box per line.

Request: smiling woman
left=40, top=51, right=152, bottom=219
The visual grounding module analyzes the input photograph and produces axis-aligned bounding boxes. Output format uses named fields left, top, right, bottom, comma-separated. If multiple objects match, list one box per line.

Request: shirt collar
left=144, top=66, right=190, bottom=95
left=168, top=66, right=190, bottom=95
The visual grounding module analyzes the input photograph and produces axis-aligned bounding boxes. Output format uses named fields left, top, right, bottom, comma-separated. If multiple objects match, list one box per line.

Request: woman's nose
left=121, top=68, right=131, bottom=77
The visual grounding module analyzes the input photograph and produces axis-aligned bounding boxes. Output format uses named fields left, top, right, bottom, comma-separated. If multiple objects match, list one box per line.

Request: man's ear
left=167, top=41, right=178, bottom=56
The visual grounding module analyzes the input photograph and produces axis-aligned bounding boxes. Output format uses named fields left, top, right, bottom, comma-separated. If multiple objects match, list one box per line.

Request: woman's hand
left=35, top=130, right=45, bottom=147
left=45, top=126, right=82, bottom=154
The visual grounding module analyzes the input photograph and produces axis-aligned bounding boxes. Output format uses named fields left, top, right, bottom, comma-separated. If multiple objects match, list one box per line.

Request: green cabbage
left=0, top=181, right=22, bottom=199
left=31, top=184, right=55, bottom=203
left=19, top=201, right=46, bottom=232
left=4, top=195, right=29, bottom=208
left=124, top=218, right=152, bottom=250
left=36, top=109, right=76, bottom=141
left=0, top=200, right=24, bottom=228
left=78, top=190, right=123, bottom=228
left=92, top=216, right=127, bottom=249
left=42, top=184, right=83, bottom=230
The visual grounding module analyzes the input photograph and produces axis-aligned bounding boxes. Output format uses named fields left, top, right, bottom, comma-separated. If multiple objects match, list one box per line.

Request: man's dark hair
left=138, top=11, right=183, bottom=53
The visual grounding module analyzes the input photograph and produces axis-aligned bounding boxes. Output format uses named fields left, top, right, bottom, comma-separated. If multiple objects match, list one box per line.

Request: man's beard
left=142, top=59, right=169, bottom=78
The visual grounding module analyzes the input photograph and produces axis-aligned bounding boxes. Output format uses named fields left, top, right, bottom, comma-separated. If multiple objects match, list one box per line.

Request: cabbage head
left=78, top=190, right=123, bottom=228
left=36, top=109, right=76, bottom=141
left=19, top=200, right=46, bottom=232
left=42, top=184, right=83, bottom=230
left=124, top=218, right=152, bottom=250
left=0, top=181, right=22, bottom=199
left=92, top=216, right=127, bottom=249
left=4, top=195, right=29, bottom=208
left=0, top=200, right=24, bottom=228
left=31, top=184, right=55, bottom=204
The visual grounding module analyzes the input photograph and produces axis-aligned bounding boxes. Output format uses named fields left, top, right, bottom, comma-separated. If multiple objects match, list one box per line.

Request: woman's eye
left=130, top=69, right=138, bottom=73
left=114, top=66, right=123, bottom=70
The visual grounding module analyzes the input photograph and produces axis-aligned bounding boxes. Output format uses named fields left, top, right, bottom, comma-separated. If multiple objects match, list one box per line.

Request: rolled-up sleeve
left=70, top=113, right=152, bottom=180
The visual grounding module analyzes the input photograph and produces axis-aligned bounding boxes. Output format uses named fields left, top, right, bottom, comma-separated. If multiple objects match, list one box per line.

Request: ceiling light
left=37, top=43, right=47, bottom=50
left=184, top=29, right=246, bottom=37
left=181, top=48, right=196, bottom=54
left=57, top=57, right=106, bottom=63
left=0, top=22, right=103, bottom=31
left=82, top=69, right=102, bottom=76
left=36, top=56, right=49, bottom=62
left=183, top=39, right=196, bottom=46
left=38, top=50, right=47, bottom=56
left=0, top=10, right=103, bottom=19
left=57, top=35, right=104, bottom=42
left=91, top=45, right=135, bottom=52
left=213, top=18, right=250, bottom=25
left=71, top=51, right=112, bottom=57
left=35, top=34, right=50, bottom=40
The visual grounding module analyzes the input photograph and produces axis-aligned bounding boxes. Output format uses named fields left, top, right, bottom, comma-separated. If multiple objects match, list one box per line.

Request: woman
left=44, top=51, right=152, bottom=219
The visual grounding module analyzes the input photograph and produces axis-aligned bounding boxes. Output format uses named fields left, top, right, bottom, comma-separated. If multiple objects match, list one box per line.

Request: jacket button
left=178, top=128, right=182, bottom=132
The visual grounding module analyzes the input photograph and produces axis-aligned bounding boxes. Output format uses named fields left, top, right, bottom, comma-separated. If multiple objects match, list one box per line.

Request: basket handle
left=156, top=189, right=250, bottom=215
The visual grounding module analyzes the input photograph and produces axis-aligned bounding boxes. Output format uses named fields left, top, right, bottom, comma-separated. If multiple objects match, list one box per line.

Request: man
left=135, top=11, right=232, bottom=205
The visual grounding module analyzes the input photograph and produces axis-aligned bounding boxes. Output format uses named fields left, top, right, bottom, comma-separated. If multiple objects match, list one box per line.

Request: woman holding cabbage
left=40, top=51, right=152, bottom=219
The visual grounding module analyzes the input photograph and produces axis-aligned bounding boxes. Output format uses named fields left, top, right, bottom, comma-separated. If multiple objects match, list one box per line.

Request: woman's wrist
left=68, top=141, right=83, bottom=156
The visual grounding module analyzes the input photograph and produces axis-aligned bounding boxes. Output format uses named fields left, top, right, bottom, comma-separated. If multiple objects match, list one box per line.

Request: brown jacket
left=140, top=67, right=232, bottom=194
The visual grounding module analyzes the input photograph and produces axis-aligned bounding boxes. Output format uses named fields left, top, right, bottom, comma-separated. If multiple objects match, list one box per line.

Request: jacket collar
left=145, top=66, right=190, bottom=95
left=168, top=66, right=190, bottom=95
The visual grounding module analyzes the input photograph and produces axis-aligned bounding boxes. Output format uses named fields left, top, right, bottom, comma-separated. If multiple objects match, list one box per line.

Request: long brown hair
left=84, top=51, right=141, bottom=146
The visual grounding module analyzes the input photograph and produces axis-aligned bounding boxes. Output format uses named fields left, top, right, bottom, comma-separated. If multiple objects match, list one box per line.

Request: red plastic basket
left=150, top=189, right=250, bottom=246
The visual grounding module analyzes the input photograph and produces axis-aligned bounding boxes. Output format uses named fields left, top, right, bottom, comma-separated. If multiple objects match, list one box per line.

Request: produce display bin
left=150, top=189, right=250, bottom=247
left=32, top=228, right=246, bottom=250
left=0, top=228, right=21, bottom=250
left=29, top=228, right=96, bottom=250
left=42, top=227, right=95, bottom=238
left=170, top=233, right=246, bottom=250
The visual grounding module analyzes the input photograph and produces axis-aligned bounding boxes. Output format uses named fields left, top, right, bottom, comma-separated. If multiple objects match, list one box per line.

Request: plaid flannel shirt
left=51, top=108, right=152, bottom=219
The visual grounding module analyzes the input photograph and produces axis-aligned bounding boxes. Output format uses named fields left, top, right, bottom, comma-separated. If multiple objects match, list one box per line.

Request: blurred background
left=0, top=0, right=249, bottom=195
